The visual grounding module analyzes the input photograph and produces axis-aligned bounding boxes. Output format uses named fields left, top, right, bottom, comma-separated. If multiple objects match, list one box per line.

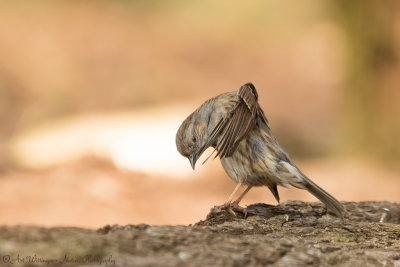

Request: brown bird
left=176, top=83, right=344, bottom=218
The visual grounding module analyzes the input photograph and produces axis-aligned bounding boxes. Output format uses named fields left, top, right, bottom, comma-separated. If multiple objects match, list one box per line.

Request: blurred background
left=0, top=0, right=399, bottom=228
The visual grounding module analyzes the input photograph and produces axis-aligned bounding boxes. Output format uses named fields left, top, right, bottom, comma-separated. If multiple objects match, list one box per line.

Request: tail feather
left=280, top=161, right=345, bottom=218
left=302, top=176, right=345, bottom=218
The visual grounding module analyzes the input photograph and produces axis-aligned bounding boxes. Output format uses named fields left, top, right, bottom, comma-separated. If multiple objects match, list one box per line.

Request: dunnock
left=176, top=83, right=344, bottom=218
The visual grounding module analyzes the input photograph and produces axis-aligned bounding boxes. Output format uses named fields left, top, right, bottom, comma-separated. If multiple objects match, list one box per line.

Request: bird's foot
left=221, top=201, right=248, bottom=218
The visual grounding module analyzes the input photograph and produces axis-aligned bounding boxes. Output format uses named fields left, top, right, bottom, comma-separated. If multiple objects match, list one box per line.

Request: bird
left=175, top=83, right=345, bottom=218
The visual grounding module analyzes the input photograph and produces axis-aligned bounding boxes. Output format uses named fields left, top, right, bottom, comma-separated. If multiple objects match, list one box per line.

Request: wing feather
left=211, top=83, right=268, bottom=158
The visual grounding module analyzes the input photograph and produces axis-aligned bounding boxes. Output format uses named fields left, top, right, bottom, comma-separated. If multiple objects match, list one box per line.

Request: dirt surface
left=0, top=201, right=399, bottom=266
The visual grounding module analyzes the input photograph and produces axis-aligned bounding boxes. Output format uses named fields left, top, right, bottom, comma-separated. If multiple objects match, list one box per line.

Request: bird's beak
left=189, top=153, right=197, bottom=170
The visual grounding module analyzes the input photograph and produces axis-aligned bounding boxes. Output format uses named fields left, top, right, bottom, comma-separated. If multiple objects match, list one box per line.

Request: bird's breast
left=219, top=128, right=278, bottom=186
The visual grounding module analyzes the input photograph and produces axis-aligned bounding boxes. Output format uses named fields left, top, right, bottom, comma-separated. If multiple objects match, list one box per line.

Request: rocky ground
left=0, top=201, right=399, bottom=266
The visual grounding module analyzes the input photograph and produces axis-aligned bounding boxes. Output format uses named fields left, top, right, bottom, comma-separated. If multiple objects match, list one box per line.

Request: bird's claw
left=222, top=201, right=248, bottom=218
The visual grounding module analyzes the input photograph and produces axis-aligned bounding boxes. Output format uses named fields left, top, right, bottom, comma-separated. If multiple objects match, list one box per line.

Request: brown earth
left=0, top=201, right=399, bottom=266
left=0, top=157, right=399, bottom=228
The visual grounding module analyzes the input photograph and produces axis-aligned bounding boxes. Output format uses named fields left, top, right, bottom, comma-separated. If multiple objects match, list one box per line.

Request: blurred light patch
left=10, top=104, right=198, bottom=178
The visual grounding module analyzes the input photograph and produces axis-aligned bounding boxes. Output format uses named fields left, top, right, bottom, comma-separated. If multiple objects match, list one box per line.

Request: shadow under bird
left=176, top=83, right=344, bottom=218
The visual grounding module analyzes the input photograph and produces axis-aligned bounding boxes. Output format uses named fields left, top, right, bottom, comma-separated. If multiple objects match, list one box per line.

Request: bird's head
left=176, top=112, right=209, bottom=170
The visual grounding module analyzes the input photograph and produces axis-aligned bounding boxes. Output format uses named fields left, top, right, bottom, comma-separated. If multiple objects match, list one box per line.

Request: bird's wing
left=213, top=83, right=268, bottom=158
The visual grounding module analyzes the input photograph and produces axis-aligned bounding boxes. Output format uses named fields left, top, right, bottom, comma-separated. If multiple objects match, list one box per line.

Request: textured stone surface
left=0, top=201, right=399, bottom=266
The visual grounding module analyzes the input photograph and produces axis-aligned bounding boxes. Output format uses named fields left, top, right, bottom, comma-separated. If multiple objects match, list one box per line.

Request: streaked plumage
left=176, top=83, right=344, bottom=218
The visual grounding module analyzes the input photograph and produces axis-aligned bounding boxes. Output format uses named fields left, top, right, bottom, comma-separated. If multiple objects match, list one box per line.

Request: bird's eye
left=192, top=136, right=197, bottom=143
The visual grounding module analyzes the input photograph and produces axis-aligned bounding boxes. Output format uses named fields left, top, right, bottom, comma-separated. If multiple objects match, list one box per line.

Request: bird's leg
left=229, top=185, right=253, bottom=217
left=223, top=183, right=241, bottom=206
left=232, top=185, right=253, bottom=205
left=222, top=183, right=251, bottom=217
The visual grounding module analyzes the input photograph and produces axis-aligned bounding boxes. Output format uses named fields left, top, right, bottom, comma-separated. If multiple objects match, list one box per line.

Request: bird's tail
left=301, top=175, right=345, bottom=218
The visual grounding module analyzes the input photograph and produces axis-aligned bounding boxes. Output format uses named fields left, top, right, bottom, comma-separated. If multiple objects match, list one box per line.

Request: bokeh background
left=0, top=0, right=399, bottom=228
